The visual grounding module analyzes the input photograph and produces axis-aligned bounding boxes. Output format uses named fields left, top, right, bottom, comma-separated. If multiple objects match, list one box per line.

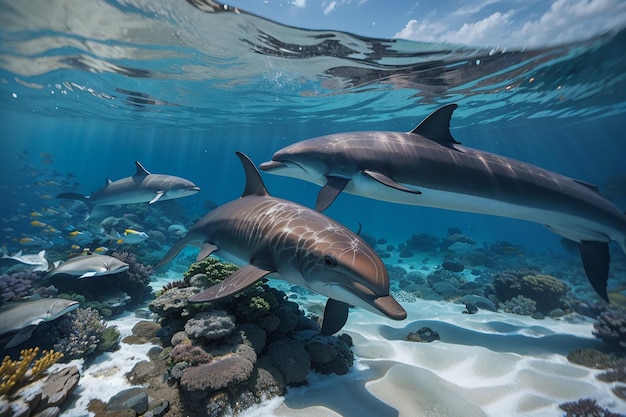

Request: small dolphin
left=260, top=104, right=626, bottom=302
left=156, top=152, right=406, bottom=335
left=0, top=298, right=79, bottom=349
left=1, top=249, right=49, bottom=271
left=57, top=161, right=200, bottom=212
left=45, top=254, right=129, bottom=279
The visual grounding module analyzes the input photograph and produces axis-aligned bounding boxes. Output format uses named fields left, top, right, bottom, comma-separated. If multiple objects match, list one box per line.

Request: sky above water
left=227, top=0, right=626, bottom=48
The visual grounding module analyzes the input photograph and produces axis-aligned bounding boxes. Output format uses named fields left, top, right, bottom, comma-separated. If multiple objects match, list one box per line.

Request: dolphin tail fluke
left=579, top=241, right=610, bottom=302
left=56, top=192, right=94, bottom=212
left=188, top=263, right=273, bottom=303
left=321, top=298, right=350, bottom=336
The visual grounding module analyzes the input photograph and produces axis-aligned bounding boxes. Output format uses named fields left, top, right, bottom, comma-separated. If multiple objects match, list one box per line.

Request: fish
left=156, top=152, right=406, bottom=335
left=0, top=298, right=79, bottom=350
left=260, top=104, right=626, bottom=302
left=44, top=254, right=129, bottom=279
left=1, top=249, right=49, bottom=272
left=56, top=161, right=200, bottom=212
left=108, top=228, right=149, bottom=244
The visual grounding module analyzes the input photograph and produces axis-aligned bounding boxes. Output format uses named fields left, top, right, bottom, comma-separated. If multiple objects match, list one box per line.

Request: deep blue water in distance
left=1, top=0, right=625, bottom=265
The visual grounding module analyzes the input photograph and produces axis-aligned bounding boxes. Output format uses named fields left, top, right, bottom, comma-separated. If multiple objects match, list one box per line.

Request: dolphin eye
left=323, top=255, right=337, bottom=268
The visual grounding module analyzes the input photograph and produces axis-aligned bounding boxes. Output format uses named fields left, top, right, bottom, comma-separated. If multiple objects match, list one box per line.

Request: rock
left=184, top=310, right=236, bottom=341
left=407, top=327, right=440, bottom=343
left=309, top=337, right=354, bottom=375
left=148, top=287, right=198, bottom=316
left=441, top=261, right=464, bottom=272
left=135, top=308, right=152, bottom=319
left=459, top=295, right=498, bottom=312
left=38, top=365, right=80, bottom=410
left=9, top=400, right=30, bottom=417
left=132, top=321, right=161, bottom=340
left=249, top=356, right=285, bottom=399
left=151, top=401, right=170, bottom=417
left=10, top=383, right=42, bottom=416
left=0, top=399, right=9, bottom=417
left=432, top=281, right=461, bottom=299
left=106, top=387, right=149, bottom=414
left=33, top=406, right=61, bottom=417
left=305, top=338, right=337, bottom=363
left=268, top=339, right=310, bottom=385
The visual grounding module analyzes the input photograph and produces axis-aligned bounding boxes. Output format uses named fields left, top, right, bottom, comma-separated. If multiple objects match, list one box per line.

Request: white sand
left=58, top=265, right=623, bottom=417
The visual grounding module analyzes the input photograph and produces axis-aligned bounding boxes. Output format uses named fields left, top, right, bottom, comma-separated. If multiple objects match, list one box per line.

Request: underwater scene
left=1, top=0, right=626, bottom=416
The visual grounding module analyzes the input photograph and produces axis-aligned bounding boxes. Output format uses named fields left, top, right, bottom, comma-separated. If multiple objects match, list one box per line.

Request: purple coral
left=593, top=310, right=626, bottom=350
left=559, top=398, right=623, bottom=417
left=0, top=270, right=41, bottom=303
left=111, top=251, right=153, bottom=302
left=52, top=307, right=110, bottom=360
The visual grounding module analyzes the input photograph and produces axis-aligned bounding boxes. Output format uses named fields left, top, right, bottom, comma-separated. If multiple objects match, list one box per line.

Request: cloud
left=323, top=1, right=337, bottom=15
left=394, top=0, right=626, bottom=48
left=291, top=0, right=306, bottom=8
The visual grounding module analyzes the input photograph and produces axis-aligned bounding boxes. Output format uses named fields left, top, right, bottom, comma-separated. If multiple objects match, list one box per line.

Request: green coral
left=184, top=257, right=240, bottom=287
left=96, top=326, right=121, bottom=353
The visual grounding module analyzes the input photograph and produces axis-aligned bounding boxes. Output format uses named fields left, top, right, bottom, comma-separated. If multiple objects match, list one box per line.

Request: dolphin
left=260, top=104, right=626, bottom=302
left=156, top=152, right=406, bottom=335
left=1, top=249, right=49, bottom=271
left=0, top=298, right=79, bottom=349
left=45, top=254, right=129, bottom=279
left=57, top=161, right=200, bottom=211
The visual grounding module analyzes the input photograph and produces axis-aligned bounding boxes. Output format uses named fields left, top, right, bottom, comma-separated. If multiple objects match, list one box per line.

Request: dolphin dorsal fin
left=134, top=161, right=151, bottom=176
left=410, top=104, right=461, bottom=145
left=106, top=179, right=113, bottom=185
left=236, top=152, right=270, bottom=197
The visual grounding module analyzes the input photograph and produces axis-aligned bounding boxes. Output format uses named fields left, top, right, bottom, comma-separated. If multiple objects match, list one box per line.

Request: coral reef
left=567, top=348, right=626, bottom=369
left=111, top=251, right=154, bottom=303
left=503, top=295, right=537, bottom=316
left=51, top=307, right=120, bottom=360
left=144, top=256, right=355, bottom=417
left=593, top=309, right=626, bottom=350
left=559, top=398, right=624, bottom=417
left=493, top=269, right=568, bottom=314
left=0, top=271, right=41, bottom=304
left=0, top=347, right=63, bottom=395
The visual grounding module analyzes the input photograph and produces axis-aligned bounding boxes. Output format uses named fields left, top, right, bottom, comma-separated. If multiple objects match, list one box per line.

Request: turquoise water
left=1, top=1, right=625, bottom=268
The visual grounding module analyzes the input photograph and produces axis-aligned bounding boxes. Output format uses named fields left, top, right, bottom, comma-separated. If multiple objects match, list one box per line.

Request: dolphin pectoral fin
left=78, top=271, right=98, bottom=278
left=579, top=241, right=610, bottom=302
left=316, top=176, right=350, bottom=212
left=197, top=242, right=218, bottom=262
left=362, top=170, right=422, bottom=194
left=5, top=325, right=38, bottom=349
left=188, top=263, right=274, bottom=303
left=149, top=191, right=164, bottom=204
left=321, top=298, right=350, bottom=336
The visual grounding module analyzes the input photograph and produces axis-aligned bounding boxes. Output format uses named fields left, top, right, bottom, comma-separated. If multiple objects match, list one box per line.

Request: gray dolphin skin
left=57, top=161, right=200, bottom=211
left=260, top=104, right=626, bottom=302
left=156, top=152, right=406, bottom=335
left=45, top=254, right=129, bottom=279
left=0, top=298, right=79, bottom=349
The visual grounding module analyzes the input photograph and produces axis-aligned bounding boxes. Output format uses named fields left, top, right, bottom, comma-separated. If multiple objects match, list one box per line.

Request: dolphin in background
left=156, top=152, right=406, bottom=335
left=45, top=254, right=129, bottom=279
left=0, top=298, right=79, bottom=350
left=56, top=161, right=200, bottom=212
left=260, top=104, right=626, bottom=302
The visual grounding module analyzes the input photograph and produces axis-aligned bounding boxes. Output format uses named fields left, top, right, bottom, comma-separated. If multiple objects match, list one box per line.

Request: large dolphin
left=260, top=104, right=626, bottom=302
left=156, top=152, right=406, bottom=335
left=0, top=298, right=79, bottom=349
left=45, top=254, right=129, bottom=279
left=57, top=161, right=200, bottom=211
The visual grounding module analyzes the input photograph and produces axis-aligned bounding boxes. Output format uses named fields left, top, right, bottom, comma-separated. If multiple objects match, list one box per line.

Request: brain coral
left=180, top=354, right=254, bottom=392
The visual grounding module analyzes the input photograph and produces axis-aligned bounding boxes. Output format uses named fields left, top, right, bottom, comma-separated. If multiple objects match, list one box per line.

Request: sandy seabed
left=62, top=290, right=621, bottom=417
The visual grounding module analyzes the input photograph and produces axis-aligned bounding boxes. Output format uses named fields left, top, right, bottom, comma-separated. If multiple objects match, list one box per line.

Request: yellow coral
left=0, top=347, right=63, bottom=396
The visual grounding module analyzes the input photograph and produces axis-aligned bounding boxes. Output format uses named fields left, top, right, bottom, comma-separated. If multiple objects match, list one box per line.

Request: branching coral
left=52, top=307, right=118, bottom=360
left=559, top=398, right=623, bottom=417
left=111, top=251, right=154, bottom=302
left=0, top=347, right=63, bottom=395
left=593, top=310, right=626, bottom=350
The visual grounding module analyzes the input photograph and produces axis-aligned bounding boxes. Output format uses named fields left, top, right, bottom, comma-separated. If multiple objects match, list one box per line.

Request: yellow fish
left=31, top=220, right=47, bottom=227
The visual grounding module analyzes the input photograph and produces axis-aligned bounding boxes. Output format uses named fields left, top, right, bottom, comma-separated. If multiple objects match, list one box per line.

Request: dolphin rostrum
left=260, top=104, right=626, bottom=302
left=57, top=161, right=200, bottom=211
left=156, top=152, right=406, bottom=335
left=45, top=254, right=129, bottom=279
left=0, top=298, right=79, bottom=349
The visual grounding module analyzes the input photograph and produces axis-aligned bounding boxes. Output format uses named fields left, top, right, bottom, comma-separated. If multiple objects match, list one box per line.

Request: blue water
left=1, top=1, right=625, bottom=264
